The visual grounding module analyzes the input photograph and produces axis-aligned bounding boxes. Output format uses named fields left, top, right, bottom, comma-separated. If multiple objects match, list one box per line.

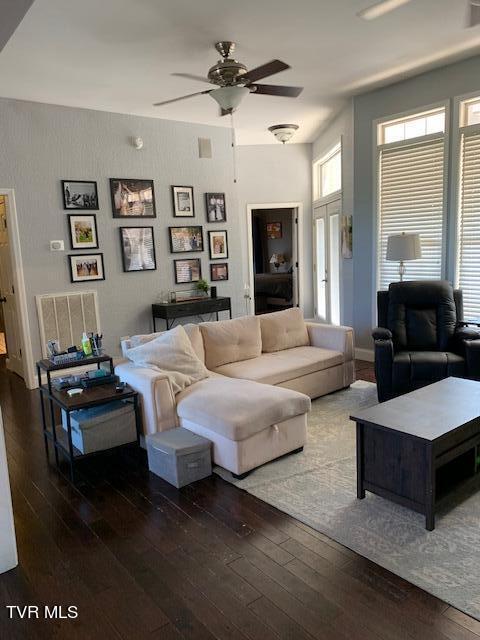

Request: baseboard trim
left=355, top=348, right=374, bottom=362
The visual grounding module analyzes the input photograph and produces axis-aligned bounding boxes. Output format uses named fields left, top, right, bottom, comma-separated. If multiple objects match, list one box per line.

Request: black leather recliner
left=372, top=280, right=480, bottom=402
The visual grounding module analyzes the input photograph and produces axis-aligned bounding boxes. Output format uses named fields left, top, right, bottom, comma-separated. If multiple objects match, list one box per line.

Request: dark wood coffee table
left=350, top=377, right=480, bottom=530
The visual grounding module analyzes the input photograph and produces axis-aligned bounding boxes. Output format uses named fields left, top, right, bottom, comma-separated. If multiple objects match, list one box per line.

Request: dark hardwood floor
left=1, top=358, right=479, bottom=639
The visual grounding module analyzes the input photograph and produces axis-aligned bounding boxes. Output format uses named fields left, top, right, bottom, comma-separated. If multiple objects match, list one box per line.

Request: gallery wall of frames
left=62, top=179, right=230, bottom=291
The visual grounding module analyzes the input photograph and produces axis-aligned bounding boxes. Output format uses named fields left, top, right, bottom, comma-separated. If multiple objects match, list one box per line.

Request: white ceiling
left=1, top=0, right=480, bottom=144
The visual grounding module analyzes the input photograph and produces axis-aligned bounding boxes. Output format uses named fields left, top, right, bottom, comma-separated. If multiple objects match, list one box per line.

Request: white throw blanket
left=125, top=325, right=209, bottom=394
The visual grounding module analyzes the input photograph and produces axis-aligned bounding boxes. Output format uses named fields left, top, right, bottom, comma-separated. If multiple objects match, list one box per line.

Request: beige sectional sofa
left=116, top=308, right=354, bottom=476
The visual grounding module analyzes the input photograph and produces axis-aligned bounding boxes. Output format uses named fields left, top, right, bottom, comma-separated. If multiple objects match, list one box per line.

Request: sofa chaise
left=116, top=308, right=354, bottom=477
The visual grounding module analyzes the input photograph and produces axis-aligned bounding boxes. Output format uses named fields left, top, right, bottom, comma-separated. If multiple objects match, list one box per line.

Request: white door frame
left=246, top=202, right=304, bottom=316
left=0, top=189, right=36, bottom=389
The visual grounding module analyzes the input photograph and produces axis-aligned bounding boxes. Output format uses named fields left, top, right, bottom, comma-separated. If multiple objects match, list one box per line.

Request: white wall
left=312, top=101, right=354, bottom=328
left=0, top=98, right=244, bottom=364
left=236, top=144, right=313, bottom=316
left=0, top=410, right=17, bottom=574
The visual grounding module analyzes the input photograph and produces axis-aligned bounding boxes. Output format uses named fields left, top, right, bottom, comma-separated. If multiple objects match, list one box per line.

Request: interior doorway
left=246, top=204, right=301, bottom=316
left=0, top=193, right=27, bottom=381
left=313, top=197, right=341, bottom=324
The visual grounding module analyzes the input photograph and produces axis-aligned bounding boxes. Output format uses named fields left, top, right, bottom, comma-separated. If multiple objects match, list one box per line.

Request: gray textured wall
left=0, top=98, right=243, bottom=360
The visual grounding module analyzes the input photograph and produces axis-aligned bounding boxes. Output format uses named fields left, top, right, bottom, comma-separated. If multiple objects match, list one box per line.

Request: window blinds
left=457, top=129, right=480, bottom=319
left=378, top=137, right=445, bottom=290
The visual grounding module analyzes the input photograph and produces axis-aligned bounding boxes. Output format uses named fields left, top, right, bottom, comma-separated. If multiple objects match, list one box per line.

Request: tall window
left=313, top=142, right=341, bottom=201
left=457, top=97, right=480, bottom=318
left=377, top=108, right=446, bottom=290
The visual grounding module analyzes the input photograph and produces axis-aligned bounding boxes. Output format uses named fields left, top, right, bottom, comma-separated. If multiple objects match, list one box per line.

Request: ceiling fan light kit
left=209, top=86, right=251, bottom=113
left=153, top=41, right=303, bottom=118
left=268, top=124, right=299, bottom=144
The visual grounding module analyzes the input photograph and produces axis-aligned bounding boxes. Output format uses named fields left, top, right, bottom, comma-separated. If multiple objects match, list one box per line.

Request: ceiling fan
left=153, top=41, right=303, bottom=116
left=358, top=0, right=480, bottom=27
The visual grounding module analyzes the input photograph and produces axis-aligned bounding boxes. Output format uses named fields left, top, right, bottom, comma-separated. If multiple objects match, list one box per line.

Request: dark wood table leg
left=356, top=422, right=366, bottom=499
left=425, top=443, right=435, bottom=531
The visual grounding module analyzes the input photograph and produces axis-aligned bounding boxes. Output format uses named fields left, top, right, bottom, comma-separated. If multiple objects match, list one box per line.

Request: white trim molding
left=0, top=188, right=36, bottom=389
left=245, top=202, right=304, bottom=316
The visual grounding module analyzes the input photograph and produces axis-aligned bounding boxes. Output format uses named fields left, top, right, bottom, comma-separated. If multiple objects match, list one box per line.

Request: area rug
left=216, top=380, right=480, bottom=620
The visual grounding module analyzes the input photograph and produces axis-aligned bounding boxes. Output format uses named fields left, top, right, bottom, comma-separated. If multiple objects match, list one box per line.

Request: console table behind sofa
left=152, top=297, right=232, bottom=331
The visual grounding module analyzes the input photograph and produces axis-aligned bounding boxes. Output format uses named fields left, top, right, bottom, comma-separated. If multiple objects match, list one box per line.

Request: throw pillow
left=125, top=325, right=209, bottom=394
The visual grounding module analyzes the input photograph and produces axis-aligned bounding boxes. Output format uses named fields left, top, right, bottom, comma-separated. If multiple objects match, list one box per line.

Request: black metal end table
left=37, top=355, right=141, bottom=482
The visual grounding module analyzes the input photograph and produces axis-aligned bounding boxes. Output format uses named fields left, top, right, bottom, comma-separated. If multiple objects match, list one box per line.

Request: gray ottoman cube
left=146, top=427, right=212, bottom=488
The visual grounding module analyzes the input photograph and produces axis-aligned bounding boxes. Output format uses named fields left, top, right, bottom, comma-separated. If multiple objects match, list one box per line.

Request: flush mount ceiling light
left=357, top=0, right=412, bottom=20
left=268, top=124, right=299, bottom=144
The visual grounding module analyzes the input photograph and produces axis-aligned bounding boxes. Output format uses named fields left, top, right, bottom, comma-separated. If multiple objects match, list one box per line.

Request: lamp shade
left=386, top=233, right=421, bottom=262
left=270, top=253, right=285, bottom=264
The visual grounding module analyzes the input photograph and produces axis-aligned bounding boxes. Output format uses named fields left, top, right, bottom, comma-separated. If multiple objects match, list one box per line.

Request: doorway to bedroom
left=248, top=206, right=299, bottom=315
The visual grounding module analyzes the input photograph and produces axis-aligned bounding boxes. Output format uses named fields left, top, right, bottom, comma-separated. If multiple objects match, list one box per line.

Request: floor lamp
left=386, top=232, right=422, bottom=281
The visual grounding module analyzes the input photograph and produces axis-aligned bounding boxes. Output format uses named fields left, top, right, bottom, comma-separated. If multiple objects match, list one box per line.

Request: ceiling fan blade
left=171, top=72, right=212, bottom=84
left=241, top=60, right=290, bottom=84
left=251, top=84, right=303, bottom=98
left=153, top=90, right=212, bottom=107
left=467, top=1, right=480, bottom=27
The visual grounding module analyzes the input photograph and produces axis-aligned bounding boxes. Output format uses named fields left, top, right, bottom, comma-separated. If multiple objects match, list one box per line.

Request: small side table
left=37, top=356, right=141, bottom=482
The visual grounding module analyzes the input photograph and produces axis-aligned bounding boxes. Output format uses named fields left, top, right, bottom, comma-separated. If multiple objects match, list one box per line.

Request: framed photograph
left=210, top=262, right=229, bottom=281
left=120, top=227, right=156, bottom=272
left=169, top=226, right=204, bottom=253
left=68, top=214, right=98, bottom=250
left=69, top=253, right=105, bottom=282
left=62, top=180, right=98, bottom=210
left=206, top=192, right=226, bottom=222
left=110, top=178, right=156, bottom=218
left=172, top=186, right=195, bottom=217
left=174, top=258, right=202, bottom=284
left=266, top=222, right=282, bottom=239
left=208, top=230, right=228, bottom=259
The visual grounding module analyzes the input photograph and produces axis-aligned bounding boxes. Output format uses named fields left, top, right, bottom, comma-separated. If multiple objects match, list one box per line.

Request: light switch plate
left=50, top=240, right=64, bottom=251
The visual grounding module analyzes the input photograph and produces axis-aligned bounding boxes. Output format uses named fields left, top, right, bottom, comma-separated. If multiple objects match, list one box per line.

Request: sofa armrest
left=305, top=322, right=354, bottom=361
left=372, top=327, right=392, bottom=341
left=115, top=361, right=177, bottom=435
left=373, top=338, right=394, bottom=402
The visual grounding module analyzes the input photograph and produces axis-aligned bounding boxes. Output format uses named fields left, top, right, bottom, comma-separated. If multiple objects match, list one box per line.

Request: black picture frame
left=67, top=214, right=99, bottom=250
left=174, top=258, right=202, bottom=284
left=205, top=192, right=226, bottom=222
left=62, top=180, right=99, bottom=210
left=208, top=229, right=228, bottom=259
left=168, top=225, right=204, bottom=253
left=171, top=185, right=195, bottom=218
left=110, top=178, right=156, bottom=218
left=68, top=253, right=105, bottom=282
left=210, top=262, right=229, bottom=281
left=119, top=226, right=157, bottom=272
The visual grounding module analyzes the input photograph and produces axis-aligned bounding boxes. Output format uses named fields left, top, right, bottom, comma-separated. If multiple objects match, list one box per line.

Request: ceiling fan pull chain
left=231, top=111, right=238, bottom=184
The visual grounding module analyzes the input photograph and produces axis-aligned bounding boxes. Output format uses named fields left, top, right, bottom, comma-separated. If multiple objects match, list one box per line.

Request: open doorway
left=0, top=193, right=28, bottom=381
left=247, top=205, right=300, bottom=315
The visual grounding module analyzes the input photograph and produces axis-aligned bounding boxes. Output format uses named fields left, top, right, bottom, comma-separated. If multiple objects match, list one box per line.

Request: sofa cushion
left=125, top=326, right=209, bottom=394
left=387, top=281, right=457, bottom=351
left=213, top=346, right=343, bottom=385
left=176, top=377, right=311, bottom=441
left=200, top=316, right=261, bottom=370
left=392, top=351, right=465, bottom=392
left=260, top=308, right=310, bottom=353
left=127, top=324, right=205, bottom=363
